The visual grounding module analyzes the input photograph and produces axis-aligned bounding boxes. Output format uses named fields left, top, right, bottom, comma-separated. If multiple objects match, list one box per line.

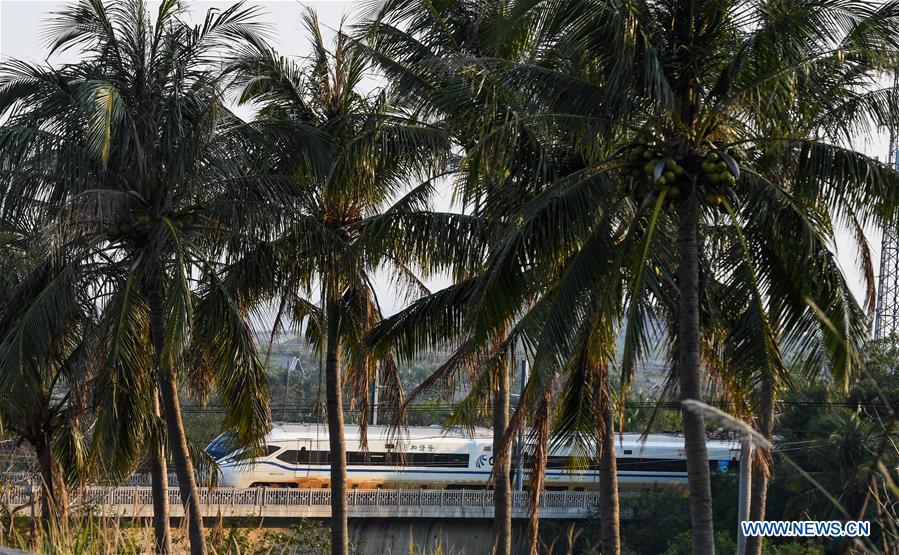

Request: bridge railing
left=0, top=485, right=602, bottom=519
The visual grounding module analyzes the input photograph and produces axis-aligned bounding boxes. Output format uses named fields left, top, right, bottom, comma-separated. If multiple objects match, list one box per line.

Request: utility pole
left=281, top=357, right=300, bottom=422
left=737, top=435, right=754, bottom=555
left=514, top=357, right=528, bottom=491
left=371, top=367, right=379, bottom=426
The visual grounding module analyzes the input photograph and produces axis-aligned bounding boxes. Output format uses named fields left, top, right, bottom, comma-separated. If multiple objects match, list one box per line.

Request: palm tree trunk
left=746, top=376, right=774, bottom=555
left=325, top=297, right=348, bottom=555
left=493, top=356, right=512, bottom=555
left=597, top=376, right=620, bottom=555
left=149, top=389, right=172, bottom=554
left=34, top=430, right=67, bottom=530
left=676, top=195, right=715, bottom=554
left=147, top=277, right=206, bottom=555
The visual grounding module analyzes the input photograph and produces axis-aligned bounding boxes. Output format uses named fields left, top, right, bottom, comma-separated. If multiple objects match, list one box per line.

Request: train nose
left=217, top=462, right=239, bottom=487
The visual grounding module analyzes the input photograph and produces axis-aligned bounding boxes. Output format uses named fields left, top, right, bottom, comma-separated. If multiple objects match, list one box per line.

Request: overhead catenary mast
left=874, top=119, right=899, bottom=339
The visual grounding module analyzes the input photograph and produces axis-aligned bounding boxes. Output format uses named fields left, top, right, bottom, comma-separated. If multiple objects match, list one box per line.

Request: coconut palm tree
left=357, top=2, right=592, bottom=550
left=405, top=1, right=899, bottom=552
left=0, top=2, right=275, bottom=552
left=0, top=228, right=94, bottom=530
left=0, top=229, right=168, bottom=546
left=738, top=93, right=892, bottom=553
left=224, top=11, right=451, bottom=553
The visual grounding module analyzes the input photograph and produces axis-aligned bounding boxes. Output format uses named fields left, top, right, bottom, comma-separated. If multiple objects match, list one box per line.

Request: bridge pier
left=349, top=518, right=537, bottom=554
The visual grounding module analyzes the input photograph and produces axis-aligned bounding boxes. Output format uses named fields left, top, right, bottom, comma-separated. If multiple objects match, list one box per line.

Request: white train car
left=207, top=423, right=740, bottom=491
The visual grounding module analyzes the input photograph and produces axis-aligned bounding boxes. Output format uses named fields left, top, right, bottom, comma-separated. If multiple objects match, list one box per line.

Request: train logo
left=475, top=454, right=492, bottom=469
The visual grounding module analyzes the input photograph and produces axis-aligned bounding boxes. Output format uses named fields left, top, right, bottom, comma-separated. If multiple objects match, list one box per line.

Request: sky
left=0, top=0, right=895, bottom=320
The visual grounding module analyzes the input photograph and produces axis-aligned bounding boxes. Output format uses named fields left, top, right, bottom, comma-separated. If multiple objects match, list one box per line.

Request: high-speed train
left=207, top=424, right=740, bottom=490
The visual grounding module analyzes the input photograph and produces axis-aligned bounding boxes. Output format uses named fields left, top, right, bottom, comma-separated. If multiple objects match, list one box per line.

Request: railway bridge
left=1, top=486, right=603, bottom=520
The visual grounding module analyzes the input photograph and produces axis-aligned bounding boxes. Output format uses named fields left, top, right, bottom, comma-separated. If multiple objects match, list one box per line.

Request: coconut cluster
left=619, top=144, right=740, bottom=209
left=104, top=210, right=183, bottom=242
left=620, top=144, right=687, bottom=199
left=699, top=151, right=739, bottom=208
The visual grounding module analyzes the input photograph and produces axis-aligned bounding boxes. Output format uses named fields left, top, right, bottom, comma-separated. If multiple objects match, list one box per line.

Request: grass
left=0, top=517, right=375, bottom=555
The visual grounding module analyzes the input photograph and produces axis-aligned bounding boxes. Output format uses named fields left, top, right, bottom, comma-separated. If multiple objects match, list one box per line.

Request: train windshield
left=205, top=433, right=236, bottom=461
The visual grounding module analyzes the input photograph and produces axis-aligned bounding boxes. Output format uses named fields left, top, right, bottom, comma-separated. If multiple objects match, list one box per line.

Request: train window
left=410, top=453, right=432, bottom=465
left=409, top=453, right=469, bottom=467
left=522, top=455, right=692, bottom=472
left=546, top=456, right=569, bottom=469
left=269, top=450, right=470, bottom=468
left=617, top=458, right=688, bottom=472
left=347, top=452, right=369, bottom=464
left=444, top=453, right=469, bottom=467
left=205, top=433, right=236, bottom=460
left=232, top=445, right=281, bottom=461
left=346, top=452, right=391, bottom=466
left=311, top=451, right=331, bottom=464
left=276, top=450, right=299, bottom=464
